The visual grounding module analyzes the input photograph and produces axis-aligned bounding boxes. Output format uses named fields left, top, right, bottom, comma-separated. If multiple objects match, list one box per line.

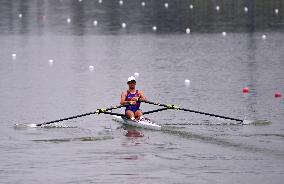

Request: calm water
left=0, top=0, right=284, bottom=183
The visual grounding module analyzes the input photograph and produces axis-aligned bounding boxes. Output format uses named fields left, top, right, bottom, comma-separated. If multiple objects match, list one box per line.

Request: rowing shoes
left=15, top=100, right=253, bottom=130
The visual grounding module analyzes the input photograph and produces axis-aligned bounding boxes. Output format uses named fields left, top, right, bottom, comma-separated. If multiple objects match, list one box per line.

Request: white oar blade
left=242, top=119, right=272, bottom=125
left=14, top=123, right=38, bottom=128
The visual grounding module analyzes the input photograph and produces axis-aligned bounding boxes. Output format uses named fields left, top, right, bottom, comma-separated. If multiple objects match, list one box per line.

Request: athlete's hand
left=129, top=101, right=136, bottom=105
left=131, top=97, right=139, bottom=102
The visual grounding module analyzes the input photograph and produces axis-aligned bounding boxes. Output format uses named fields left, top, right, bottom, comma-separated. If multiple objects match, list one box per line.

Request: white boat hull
left=112, top=115, right=162, bottom=131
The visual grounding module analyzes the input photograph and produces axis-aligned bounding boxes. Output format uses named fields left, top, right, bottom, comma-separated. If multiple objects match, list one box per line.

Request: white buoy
left=121, top=22, right=127, bottom=28
left=262, top=34, right=266, bottom=40
left=48, top=59, right=54, bottom=64
left=275, top=9, right=279, bottom=15
left=189, top=5, right=194, bottom=9
left=244, top=7, right=248, bottom=12
left=67, top=18, right=71, bottom=23
left=18, top=14, right=22, bottom=18
left=12, top=53, right=16, bottom=60
left=185, top=79, right=190, bottom=87
left=141, top=1, right=145, bottom=7
left=216, top=6, right=220, bottom=11
left=152, top=26, right=157, bottom=31
left=89, top=65, right=94, bottom=71
left=164, top=3, right=169, bottom=8
left=134, top=72, right=139, bottom=78
left=78, top=0, right=82, bottom=2
left=222, top=32, right=227, bottom=36
left=93, top=20, right=98, bottom=26
left=98, top=0, right=103, bottom=4
left=186, top=28, right=191, bottom=34
left=119, top=0, right=123, bottom=6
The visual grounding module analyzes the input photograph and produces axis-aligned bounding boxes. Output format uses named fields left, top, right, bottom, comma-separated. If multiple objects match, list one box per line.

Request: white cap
left=127, top=76, right=136, bottom=82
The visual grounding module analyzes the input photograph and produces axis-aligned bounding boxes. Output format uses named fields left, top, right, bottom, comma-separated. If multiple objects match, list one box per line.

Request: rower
left=120, top=76, right=147, bottom=121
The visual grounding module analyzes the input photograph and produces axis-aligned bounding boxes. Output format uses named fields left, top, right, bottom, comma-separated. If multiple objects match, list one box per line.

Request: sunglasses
left=127, top=81, right=136, bottom=84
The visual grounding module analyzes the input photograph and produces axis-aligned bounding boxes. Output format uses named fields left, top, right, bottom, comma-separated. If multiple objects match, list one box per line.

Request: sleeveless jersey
left=125, top=90, right=141, bottom=112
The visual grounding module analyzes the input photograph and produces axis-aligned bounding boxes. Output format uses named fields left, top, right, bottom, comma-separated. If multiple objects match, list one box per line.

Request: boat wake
left=161, top=128, right=284, bottom=158
left=163, top=119, right=272, bottom=126
left=32, top=136, right=114, bottom=143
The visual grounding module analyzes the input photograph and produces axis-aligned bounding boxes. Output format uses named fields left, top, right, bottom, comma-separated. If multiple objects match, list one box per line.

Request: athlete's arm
left=120, top=91, right=128, bottom=105
left=138, top=91, right=147, bottom=102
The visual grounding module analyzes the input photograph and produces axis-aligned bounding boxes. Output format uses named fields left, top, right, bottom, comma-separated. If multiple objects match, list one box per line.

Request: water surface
left=0, top=0, right=284, bottom=183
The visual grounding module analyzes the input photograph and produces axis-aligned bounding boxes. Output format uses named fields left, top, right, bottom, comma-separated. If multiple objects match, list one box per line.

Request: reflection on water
left=0, top=0, right=283, bottom=35
left=120, top=125, right=145, bottom=137
left=125, top=129, right=144, bottom=137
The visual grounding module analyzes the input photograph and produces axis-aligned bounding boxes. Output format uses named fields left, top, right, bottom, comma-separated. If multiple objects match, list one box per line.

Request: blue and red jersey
left=125, top=90, right=141, bottom=112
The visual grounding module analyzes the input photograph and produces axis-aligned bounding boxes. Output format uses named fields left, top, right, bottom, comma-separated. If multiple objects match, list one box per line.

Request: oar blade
left=242, top=119, right=272, bottom=125
left=14, top=123, right=38, bottom=129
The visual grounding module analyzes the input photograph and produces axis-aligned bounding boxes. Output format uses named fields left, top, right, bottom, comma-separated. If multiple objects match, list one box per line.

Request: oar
left=143, top=107, right=170, bottom=115
left=142, top=100, right=244, bottom=122
left=35, top=105, right=127, bottom=127
left=99, top=111, right=125, bottom=117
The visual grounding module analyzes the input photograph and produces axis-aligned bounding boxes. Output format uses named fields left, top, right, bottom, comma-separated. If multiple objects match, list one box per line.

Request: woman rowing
left=120, top=76, right=147, bottom=121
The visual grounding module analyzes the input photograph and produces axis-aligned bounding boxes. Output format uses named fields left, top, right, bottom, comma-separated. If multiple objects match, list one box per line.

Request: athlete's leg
left=126, top=110, right=135, bottom=120
left=134, top=110, right=143, bottom=120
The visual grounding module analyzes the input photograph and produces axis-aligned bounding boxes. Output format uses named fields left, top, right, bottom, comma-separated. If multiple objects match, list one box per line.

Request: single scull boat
left=112, top=115, right=162, bottom=131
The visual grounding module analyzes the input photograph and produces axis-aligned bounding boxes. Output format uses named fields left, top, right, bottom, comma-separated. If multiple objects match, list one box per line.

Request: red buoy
left=275, top=92, right=282, bottom=98
left=243, top=87, right=250, bottom=93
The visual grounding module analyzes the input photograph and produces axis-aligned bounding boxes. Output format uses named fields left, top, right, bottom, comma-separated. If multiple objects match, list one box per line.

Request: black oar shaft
left=179, top=108, right=243, bottom=122
left=36, top=104, right=127, bottom=126
left=143, top=107, right=170, bottom=115
left=36, top=112, right=95, bottom=126
left=142, top=101, right=243, bottom=122
left=99, top=111, right=125, bottom=117
left=104, top=105, right=128, bottom=111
